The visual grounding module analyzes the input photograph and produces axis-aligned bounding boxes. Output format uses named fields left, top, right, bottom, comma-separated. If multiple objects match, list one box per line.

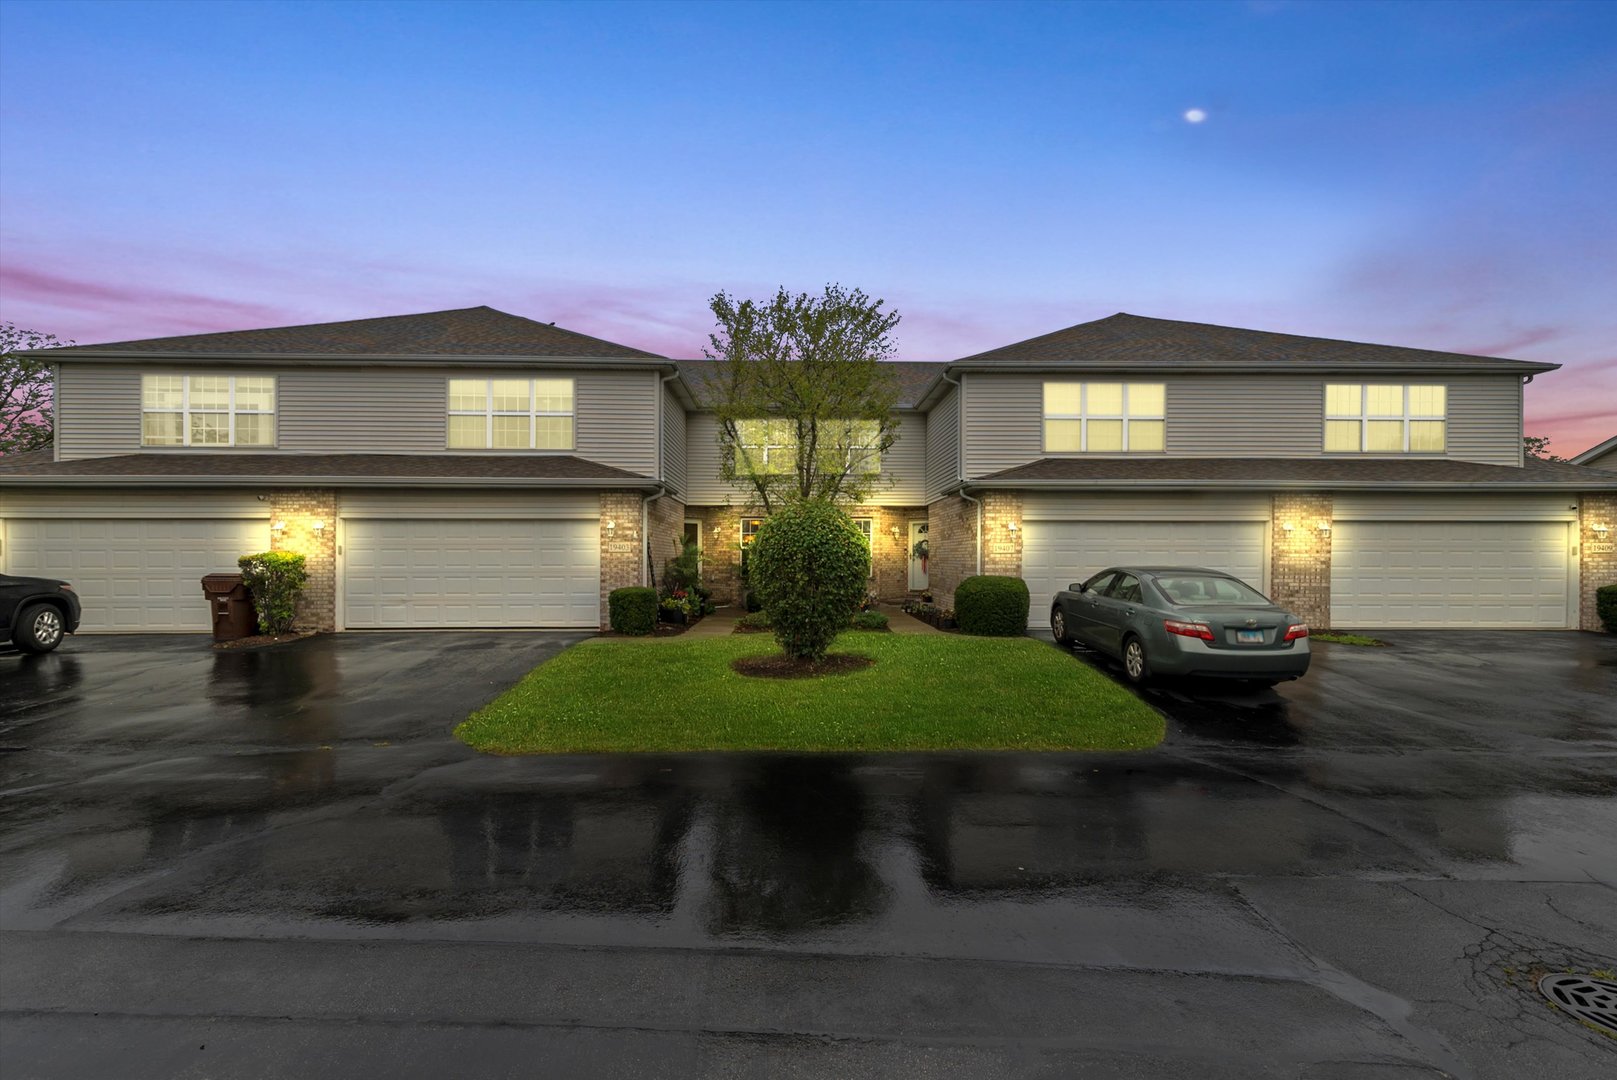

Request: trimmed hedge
left=748, top=501, right=870, bottom=661
left=1598, top=583, right=1617, bottom=634
left=850, top=610, right=890, bottom=631
left=237, top=551, right=307, bottom=634
left=608, top=587, right=657, bottom=636
left=955, top=575, right=1030, bottom=637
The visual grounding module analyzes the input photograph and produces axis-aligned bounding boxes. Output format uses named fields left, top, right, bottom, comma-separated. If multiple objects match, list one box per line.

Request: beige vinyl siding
left=1021, top=492, right=1271, bottom=521
left=338, top=490, right=600, bottom=518
left=52, top=363, right=662, bottom=474
left=962, top=371, right=1526, bottom=476
left=681, top=410, right=925, bottom=506
left=1333, top=494, right=1575, bottom=522
left=54, top=365, right=141, bottom=459
left=662, top=383, right=687, bottom=495
left=0, top=487, right=269, bottom=518
left=925, top=385, right=960, bottom=501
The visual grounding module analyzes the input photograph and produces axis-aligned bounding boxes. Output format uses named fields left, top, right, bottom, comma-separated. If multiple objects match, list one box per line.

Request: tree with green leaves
left=1, top=322, right=68, bottom=456
left=1524, top=435, right=1566, bottom=462
left=707, top=285, right=902, bottom=513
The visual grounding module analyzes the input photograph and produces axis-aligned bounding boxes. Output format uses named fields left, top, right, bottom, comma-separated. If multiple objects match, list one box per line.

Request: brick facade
left=598, top=491, right=644, bottom=629
left=268, top=488, right=337, bottom=632
left=1268, top=493, right=1333, bottom=629
left=683, top=503, right=930, bottom=606
left=644, top=494, right=687, bottom=594
left=925, top=494, right=978, bottom=610
left=1579, top=492, right=1617, bottom=632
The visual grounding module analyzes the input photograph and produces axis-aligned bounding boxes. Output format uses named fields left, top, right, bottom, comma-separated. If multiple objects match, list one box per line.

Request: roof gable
left=951, top=312, right=1558, bottom=373
left=43, top=306, right=665, bottom=361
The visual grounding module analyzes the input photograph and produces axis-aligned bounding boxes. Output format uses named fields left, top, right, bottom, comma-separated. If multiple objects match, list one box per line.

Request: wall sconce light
left=1006, top=521, right=1020, bottom=532
left=312, top=521, right=325, bottom=533
left=889, top=525, right=901, bottom=539
left=1593, top=522, right=1611, bottom=537
left=271, top=520, right=286, bottom=532
left=1316, top=521, right=1332, bottom=534
left=712, top=524, right=722, bottom=535
left=1281, top=521, right=1295, bottom=533
left=605, top=520, right=616, bottom=532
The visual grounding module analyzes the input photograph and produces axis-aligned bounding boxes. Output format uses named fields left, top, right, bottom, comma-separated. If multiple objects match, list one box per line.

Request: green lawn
left=1311, top=632, right=1386, bottom=646
left=456, top=633, right=1165, bottom=754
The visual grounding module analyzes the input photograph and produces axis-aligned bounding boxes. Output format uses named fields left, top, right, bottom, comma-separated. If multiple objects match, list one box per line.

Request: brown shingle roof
left=975, top=455, right=1616, bottom=489
left=0, top=452, right=656, bottom=485
left=674, top=359, right=946, bottom=409
left=950, top=313, right=1559, bottom=373
left=40, top=306, right=665, bottom=360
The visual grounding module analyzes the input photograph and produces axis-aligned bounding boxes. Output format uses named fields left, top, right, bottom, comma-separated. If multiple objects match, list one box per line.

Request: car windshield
left=1153, top=574, right=1270, bottom=606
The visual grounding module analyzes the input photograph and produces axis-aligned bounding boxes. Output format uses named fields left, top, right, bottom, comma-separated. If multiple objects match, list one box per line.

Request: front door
left=908, top=521, right=929, bottom=591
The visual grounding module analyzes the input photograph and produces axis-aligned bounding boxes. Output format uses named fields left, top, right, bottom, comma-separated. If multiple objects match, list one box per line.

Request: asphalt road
left=2, top=629, right=1614, bottom=1078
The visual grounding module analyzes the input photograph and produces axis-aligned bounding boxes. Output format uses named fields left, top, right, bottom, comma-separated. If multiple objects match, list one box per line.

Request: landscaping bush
left=237, top=551, right=308, bottom=634
left=955, top=575, right=1030, bottom=637
left=850, top=610, right=889, bottom=631
left=735, top=610, right=773, bottom=631
left=608, top=586, right=657, bottom=636
left=1598, top=583, right=1617, bottom=634
left=748, top=501, right=870, bottom=661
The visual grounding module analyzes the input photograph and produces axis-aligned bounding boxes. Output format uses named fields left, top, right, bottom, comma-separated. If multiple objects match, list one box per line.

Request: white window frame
left=1042, top=382, right=1166, bottom=453
left=842, top=421, right=883, bottom=475
left=740, top=517, right=765, bottom=547
left=852, top=516, right=875, bottom=580
left=1324, top=384, right=1447, bottom=454
left=446, top=377, right=575, bottom=451
left=140, top=374, right=277, bottom=448
left=735, top=419, right=797, bottom=475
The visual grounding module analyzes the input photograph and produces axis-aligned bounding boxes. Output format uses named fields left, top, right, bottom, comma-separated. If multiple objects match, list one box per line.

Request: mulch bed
left=212, top=631, right=320, bottom=650
left=731, top=653, right=875, bottom=679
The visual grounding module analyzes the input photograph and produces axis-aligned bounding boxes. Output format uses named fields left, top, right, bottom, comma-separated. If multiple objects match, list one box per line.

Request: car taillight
left=1164, top=619, right=1215, bottom=641
left=58, top=583, right=73, bottom=591
left=1284, top=624, right=1308, bottom=641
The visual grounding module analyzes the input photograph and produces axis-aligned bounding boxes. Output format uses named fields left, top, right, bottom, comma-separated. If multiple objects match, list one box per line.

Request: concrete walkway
left=877, top=604, right=944, bottom=635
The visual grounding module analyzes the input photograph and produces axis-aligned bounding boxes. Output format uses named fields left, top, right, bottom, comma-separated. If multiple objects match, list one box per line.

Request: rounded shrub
left=850, top=610, right=890, bottom=631
left=748, top=501, right=870, bottom=661
left=955, top=575, right=1030, bottom=636
left=608, top=586, right=657, bottom=636
left=1598, top=583, right=1617, bottom=634
left=237, top=551, right=308, bottom=634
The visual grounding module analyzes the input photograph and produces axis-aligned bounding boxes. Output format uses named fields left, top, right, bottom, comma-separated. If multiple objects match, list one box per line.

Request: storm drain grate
left=1538, top=973, right=1617, bottom=1037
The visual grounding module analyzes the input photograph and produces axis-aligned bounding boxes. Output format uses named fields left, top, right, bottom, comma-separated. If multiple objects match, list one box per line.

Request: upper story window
left=1325, top=384, right=1445, bottom=453
left=733, top=419, right=882, bottom=475
left=447, top=378, right=574, bottom=450
left=141, top=374, right=276, bottom=447
left=1043, top=382, right=1165, bottom=453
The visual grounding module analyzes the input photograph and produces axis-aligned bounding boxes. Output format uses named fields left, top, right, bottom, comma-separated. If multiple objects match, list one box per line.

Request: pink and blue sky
left=1, top=0, right=1613, bottom=453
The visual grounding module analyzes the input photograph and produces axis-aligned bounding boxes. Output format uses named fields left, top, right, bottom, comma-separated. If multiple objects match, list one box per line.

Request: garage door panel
left=342, top=518, right=598, bottom=629
left=4, top=518, right=269, bottom=631
left=1022, top=520, right=1267, bottom=625
left=1331, top=521, right=1569, bottom=628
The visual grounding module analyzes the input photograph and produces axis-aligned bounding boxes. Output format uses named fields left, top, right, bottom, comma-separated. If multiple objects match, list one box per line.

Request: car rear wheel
left=1122, top=635, right=1149, bottom=684
left=1051, top=607, right=1070, bottom=645
left=15, top=604, right=65, bottom=654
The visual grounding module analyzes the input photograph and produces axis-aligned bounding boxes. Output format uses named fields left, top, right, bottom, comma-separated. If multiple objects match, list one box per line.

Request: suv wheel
left=15, top=604, right=65, bottom=654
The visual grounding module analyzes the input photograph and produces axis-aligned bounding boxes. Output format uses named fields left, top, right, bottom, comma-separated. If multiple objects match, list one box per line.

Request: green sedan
left=1050, top=566, right=1311, bottom=686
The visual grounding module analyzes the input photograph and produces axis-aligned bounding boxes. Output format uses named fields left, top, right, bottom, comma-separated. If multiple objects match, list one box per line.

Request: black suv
left=1, top=574, right=82, bottom=654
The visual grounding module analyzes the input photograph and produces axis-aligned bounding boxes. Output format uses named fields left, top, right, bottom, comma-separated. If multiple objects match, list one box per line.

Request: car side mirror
left=1072, top=582, right=1087, bottom=593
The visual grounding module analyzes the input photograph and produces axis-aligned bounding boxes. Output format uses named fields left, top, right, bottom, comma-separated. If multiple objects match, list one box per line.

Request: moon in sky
left=1183, top=108, right=1208, bottom=124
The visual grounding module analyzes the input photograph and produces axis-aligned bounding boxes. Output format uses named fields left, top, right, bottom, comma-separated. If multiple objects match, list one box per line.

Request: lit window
left=736, top=419, right=797, bottom=475
left=447, top=378, right=575, bottom=450
left=1324, top=384, right=1446, bottom=453
left=141, top=374, right=276, bottom=447
left=1043, top=382, right=1165, bottom=452
left=853, top=517, right=875, bottom=579
left=740, top=517, right=765, bottom=546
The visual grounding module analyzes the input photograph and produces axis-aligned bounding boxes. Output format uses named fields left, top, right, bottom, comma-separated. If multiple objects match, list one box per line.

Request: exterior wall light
left=889, top=525, right=901, bottom=538
left=1281, top=521, right=1295, bottom=532
left=1316, top=521, right=1332, bottom=534
left=605, top=520, right=616, bottom=531
left=271, top=520, right=286, bottom=532
left=1593, top=522, right=1611, bottom=537
left=311, top=521, right=325, bottom=532
left=1006, top=521, right=1020, bottom=532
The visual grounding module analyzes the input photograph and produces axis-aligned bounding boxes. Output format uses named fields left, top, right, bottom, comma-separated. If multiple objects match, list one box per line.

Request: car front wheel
left=15, top=604, right=65, bottom=654
left=1051, top=607, right=1070, bottom=645
left=1122, top=635, right=1149, bottom=684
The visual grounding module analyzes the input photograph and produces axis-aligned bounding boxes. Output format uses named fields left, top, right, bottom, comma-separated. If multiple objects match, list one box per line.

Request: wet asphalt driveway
left=2, top=630, right=1614, bottom=1079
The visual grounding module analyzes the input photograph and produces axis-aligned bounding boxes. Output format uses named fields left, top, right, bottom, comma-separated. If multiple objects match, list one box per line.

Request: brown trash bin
left=201, top=573, right=258, bottom=642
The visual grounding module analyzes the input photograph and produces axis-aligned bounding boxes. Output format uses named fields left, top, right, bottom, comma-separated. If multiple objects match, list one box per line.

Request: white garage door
left=1331, top=521, right=1570, bottom=628
left=3, top=518, right=269, bottom=631
left=342, top=518, right=599, bottom=629
left=1021, top=520, right=1268, bottom=624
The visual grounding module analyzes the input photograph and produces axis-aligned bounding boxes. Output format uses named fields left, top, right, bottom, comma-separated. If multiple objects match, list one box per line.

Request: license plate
left=1236, top=630, right=1264, bottom=644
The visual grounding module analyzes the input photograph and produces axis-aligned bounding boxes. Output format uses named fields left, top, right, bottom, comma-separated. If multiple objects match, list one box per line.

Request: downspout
left=941, top=371, right=982, bottom=576
left=642, top=370, right=683, bottom=586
